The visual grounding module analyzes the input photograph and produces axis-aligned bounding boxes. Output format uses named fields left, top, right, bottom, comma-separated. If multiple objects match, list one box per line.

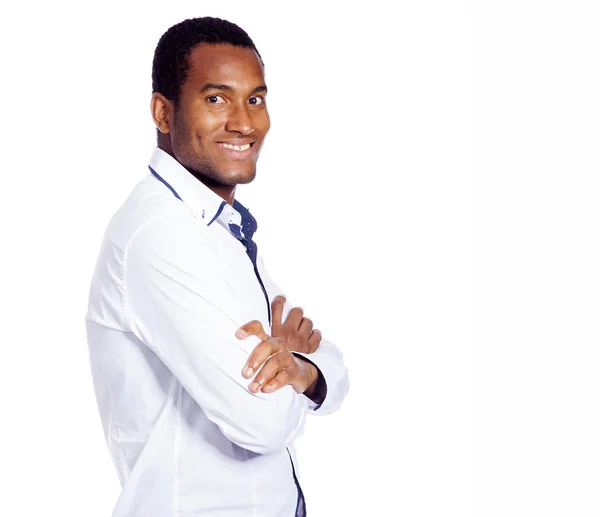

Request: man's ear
left=151, top=92, right=173, bottom=134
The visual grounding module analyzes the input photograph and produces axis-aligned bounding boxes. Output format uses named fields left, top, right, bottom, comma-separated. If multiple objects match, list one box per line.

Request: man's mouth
left=218, top=142, right=253, bottom=151
left=216, top=141, right=256, bottom=161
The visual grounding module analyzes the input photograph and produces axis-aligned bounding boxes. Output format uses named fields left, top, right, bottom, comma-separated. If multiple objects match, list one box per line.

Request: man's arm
left=124, top=216, right=309, bottom=454
left=256, top=257, right=350, bottom=416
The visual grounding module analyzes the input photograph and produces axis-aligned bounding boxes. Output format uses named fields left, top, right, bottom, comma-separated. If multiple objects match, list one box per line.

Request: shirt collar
left=148, top=147, right=257, bottom=238
left=212, top=198, right=258, bottom=242
left=148, top=147, right=228, bottom=226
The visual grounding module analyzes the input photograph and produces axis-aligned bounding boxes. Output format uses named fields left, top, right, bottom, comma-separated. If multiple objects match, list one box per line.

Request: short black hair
left=152, top=17, right=263, bottom=106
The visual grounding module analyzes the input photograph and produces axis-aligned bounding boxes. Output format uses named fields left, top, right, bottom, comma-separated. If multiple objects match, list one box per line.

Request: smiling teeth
left=221, top=143, right=251, bottom=151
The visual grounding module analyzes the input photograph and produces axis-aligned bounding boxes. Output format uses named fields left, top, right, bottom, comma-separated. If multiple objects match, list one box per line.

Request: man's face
left=169, top=44, right=270, bottom=186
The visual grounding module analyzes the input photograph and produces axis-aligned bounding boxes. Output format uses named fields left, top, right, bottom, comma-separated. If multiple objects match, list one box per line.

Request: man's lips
left=216, top=140, right=256, bottom=160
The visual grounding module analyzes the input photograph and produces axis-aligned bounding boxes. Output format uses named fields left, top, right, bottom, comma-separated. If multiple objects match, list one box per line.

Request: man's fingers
left=236, top=320, right=269, bottom=341
left=287, top=307, right=304, bottom=330
left=307, top=329, right=322, bottom=353
left=248, top=352, right=290, bottom=392
left=271, top=295, right=286, bottom=334
left=261, top=369, right=293, bottom=394
left=242, top=337, right=281, bottom=379
left=298, top=317, right=313, bottom=337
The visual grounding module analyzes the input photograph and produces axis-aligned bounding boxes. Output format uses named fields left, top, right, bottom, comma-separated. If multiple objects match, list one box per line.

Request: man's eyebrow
left=199, top=84, right=268, bottom=94
left=200, top=83, right=234, bottom=93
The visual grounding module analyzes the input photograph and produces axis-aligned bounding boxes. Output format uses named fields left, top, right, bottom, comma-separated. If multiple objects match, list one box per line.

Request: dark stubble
left=171, top=109, right=255, bottom=188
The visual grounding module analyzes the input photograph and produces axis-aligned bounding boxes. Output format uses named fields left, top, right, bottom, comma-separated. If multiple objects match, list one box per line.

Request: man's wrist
left=295, top=356, right=326, bottom=405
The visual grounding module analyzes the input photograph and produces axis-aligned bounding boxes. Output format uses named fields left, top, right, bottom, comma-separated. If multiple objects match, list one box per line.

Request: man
left=86, top=16, right=349, bottom=517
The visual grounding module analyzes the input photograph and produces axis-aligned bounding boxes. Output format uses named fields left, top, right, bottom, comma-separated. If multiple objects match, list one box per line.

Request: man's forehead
left=186, top=44, right=264, bottom=84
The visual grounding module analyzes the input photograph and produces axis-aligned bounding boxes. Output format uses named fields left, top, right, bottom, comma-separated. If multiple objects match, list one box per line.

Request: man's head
left=151, top=17, right=270, bottom=194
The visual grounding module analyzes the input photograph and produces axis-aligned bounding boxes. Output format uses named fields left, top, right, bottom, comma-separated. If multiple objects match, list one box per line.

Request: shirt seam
left=92, top=235, right=129, bottom=330
left=242, top=448, right=257, bottom=517
left=173, top=382, right=183, bottom=517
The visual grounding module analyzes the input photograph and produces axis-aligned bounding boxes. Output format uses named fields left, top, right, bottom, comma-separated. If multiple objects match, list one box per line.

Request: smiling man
left=85, top=17, right=349, bottom=517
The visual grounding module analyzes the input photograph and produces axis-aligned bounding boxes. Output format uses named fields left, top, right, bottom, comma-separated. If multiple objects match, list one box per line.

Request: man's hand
left=236, top=320, right=319, bottom=397
left=270, top=295, right=321, bottom=354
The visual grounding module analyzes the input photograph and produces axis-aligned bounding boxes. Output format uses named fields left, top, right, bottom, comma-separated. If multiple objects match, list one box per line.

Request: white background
left=469, top=1, right=600, bottom=516
left=4, top=1, right=596, bottom=516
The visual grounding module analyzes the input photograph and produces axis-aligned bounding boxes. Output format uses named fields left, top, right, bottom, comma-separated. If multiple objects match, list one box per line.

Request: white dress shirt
left=85, top=147, right=349, bottom=517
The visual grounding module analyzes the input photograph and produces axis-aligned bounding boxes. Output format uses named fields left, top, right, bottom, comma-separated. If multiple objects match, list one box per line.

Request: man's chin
left=219, top=168, right=257, bottom=186
left=232, top=174, right=256, bottom=186
left=186, top=163, right=256, bottom=187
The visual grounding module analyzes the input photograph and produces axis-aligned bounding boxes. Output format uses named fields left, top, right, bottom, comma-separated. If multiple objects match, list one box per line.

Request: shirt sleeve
left=257, top=256, right=350, bottom=416
left=123, top=216, right=309, bottom=455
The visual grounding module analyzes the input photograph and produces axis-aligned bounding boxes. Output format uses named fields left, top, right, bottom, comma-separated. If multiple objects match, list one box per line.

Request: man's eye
left=207, top=95, right=225, bottom=104
left=248, top=96, right=264, bottom=106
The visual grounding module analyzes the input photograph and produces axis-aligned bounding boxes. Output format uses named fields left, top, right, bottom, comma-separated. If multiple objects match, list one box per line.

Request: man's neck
left=157, top=141, right=236, bottom=205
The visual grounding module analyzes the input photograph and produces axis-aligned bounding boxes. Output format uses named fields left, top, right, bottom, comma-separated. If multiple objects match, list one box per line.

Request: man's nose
left=225, top=102, right=254, bottom=135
